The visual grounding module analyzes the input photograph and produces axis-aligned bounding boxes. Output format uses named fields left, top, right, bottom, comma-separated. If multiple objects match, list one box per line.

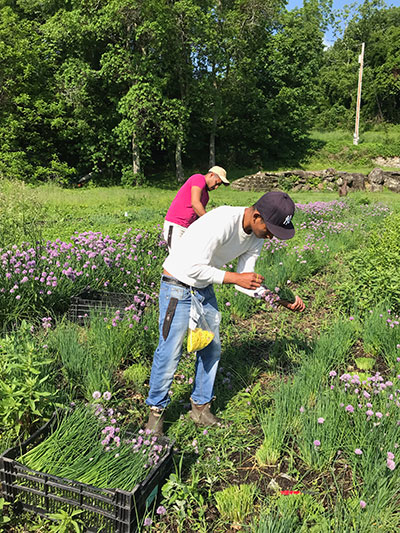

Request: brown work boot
left=189, top=398, right=222, bottom=427
left=144, top=408, right=164, bottom=436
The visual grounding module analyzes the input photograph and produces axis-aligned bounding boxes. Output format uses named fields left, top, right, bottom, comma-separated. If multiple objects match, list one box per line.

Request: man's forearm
left=192, top=201, right=206, bottom=217
left=224, top=271, right=264, bottom=290
left=223, top=272, right=243, bottom=285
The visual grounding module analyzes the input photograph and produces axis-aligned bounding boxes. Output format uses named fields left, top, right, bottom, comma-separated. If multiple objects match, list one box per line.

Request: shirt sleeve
left=190, top=174, right=206, bottom=190
left=163, top=212, right=229, bottom=286
left=234, top=244, right=264, bottom=298
left=183, top=228, right=227, bottom=285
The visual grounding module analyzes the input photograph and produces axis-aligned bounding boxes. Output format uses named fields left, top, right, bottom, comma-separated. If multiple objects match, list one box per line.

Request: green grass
left=303, top=125, right=400, bottom=173
left=31, top=183, right=400, bottom=243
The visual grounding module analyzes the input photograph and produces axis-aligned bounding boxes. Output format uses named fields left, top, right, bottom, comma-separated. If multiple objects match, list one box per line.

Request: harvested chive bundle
left=19, top=405, right=165, bottom=491
left=275, top=285, right=296, bottom=303
left=262, top=263, right=296, bottom=305
left=261, top=283, right=295, bottom=308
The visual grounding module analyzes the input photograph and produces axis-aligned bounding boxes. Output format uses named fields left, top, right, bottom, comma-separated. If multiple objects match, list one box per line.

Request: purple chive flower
left=360, top=500, right=366, bottom=508
left=387, top=459, right=396, bottom=471
left=156, top=505, right=167, bottom=515
left=387, top=452, right=395, bottom=460
left=92, top=391, right=101, bottom=400
left=144, top=517, right=152, bottom=526
left=345, top=405, right=354, bottom=413
left=103, top=391, right=112, bottom=401
left=329, top=370, right=337, bottom=377
left=354, top=449, right=363, bottom=455
left=317, top=418, right=325, bottom=424
left=376, top=412, right=383, bottom=419
left=299, top=406, right=305, bottom=413
left=313, top=440, right=321, bottom=447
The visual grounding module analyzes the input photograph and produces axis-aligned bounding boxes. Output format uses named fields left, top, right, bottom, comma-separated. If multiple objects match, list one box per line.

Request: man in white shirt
left=145, top=191, right=305, bottom=435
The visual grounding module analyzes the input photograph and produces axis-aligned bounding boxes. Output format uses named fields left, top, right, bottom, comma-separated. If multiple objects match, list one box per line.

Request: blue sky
left=286, top=0, right=400, bottom=44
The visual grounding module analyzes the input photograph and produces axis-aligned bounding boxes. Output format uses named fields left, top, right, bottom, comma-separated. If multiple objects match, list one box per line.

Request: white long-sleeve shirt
left=163, top=206, right=264, bottom=297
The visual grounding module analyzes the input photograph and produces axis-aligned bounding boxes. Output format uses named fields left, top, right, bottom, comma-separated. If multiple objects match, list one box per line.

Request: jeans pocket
left=161, top=283, right=189, bottom=301
left=169, top=286, right=191, bottom=301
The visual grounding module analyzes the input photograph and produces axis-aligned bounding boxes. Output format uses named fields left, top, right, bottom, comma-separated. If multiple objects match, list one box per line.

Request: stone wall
left=230, top=168, right=400, bottom=193
left=372, top=157, right=400, bottom=168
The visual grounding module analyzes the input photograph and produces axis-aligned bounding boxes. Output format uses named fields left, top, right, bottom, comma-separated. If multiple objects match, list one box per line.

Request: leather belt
left=161, top=275, right=191, bottom=289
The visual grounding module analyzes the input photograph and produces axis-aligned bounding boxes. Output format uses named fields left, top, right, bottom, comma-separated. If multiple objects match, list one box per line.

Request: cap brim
left=266, top=222, right=295, bottom=240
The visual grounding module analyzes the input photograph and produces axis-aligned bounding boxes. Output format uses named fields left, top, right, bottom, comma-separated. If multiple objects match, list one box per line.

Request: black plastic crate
left=0, top=413, right=174, bottom=532
left=68, top=290, right=136, bottom=325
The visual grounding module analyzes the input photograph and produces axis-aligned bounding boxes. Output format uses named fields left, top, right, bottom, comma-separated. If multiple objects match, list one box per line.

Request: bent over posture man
left=164, top=166, right=229, bottom=251
left=146, top=191, right=305, bottom=435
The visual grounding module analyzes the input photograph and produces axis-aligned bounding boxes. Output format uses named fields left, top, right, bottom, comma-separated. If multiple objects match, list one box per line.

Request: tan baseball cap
left=208, top=165, right=229, bottom=185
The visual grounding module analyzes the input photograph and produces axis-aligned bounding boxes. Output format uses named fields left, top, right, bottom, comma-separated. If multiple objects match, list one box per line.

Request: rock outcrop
left=230, top=168, right=400, bottom=193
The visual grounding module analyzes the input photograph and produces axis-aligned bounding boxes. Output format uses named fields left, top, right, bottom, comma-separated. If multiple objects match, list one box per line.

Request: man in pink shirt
left=164, top=166, right=229, bottom=250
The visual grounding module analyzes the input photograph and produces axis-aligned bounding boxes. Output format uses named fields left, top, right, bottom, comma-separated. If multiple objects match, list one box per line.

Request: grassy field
left=1, top=183, right=400, bottom=532
left=30, top=184, right=400, bottom=242
left=296, top=126, right=400, bottom=173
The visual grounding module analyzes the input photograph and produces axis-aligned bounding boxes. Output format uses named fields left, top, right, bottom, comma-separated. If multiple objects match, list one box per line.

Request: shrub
left=339, top=213, right=400, bottom=313
left=123, top=363, right=149, bottom=395
left=314, top=105, right=353, bottom=130
left=0, top=321, right=58, bottom=451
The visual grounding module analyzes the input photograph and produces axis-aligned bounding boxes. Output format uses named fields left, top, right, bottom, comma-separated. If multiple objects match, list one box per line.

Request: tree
left=0, top=6, right=69, bottom=181
left=316, top=1, right=400, bottom=126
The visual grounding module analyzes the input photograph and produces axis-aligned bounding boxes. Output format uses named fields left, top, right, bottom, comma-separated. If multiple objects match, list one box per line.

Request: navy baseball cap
left=254, top=191, right=295, bottom=240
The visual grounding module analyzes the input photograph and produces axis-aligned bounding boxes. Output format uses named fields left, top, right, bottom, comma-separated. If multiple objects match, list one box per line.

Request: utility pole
left=353, top=42, right=365, bottom=146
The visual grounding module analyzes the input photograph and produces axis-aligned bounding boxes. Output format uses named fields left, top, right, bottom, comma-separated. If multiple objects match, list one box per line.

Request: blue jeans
left=146, top=280, right=221, bottom=409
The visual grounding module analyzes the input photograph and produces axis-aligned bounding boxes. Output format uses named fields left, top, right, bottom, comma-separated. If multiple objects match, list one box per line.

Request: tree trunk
left=175, top=138, right=184, bottom=182
left=132, top=130, right=140, bottom=175
left=209, top=127, right=216, bottom=168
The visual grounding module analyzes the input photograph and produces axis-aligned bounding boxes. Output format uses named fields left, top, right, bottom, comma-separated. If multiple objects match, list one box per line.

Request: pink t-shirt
left=165, top=174, right=209, bottom=228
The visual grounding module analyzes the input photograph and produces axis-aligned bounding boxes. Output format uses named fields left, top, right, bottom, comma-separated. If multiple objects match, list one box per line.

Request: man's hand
left=279, top=295, right=305, bottom=312
left=224, top=271, right=264, bottom=290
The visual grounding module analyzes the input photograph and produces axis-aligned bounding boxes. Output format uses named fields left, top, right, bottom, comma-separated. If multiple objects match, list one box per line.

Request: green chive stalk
left=19, top=405, right=165, bottom=491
